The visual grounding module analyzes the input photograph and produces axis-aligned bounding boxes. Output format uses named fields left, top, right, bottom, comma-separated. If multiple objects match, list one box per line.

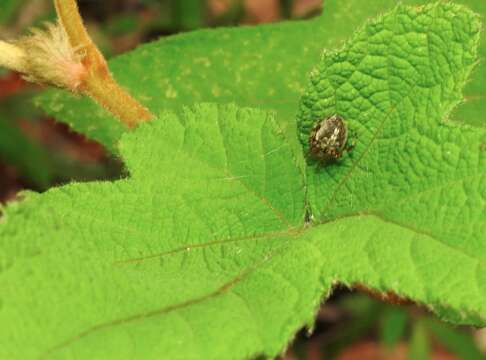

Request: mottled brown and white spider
left=308, top=115, right=352, bottom=164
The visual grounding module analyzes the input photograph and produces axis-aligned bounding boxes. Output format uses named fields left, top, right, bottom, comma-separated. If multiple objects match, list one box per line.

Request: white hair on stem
left=0, top=21, right=87, bottom=93
left=15, top=21, right=87, bottom=92
left=0, top=41, right=28, bottom=73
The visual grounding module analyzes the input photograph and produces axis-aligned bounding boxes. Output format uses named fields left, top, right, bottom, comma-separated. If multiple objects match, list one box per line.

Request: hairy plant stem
left=53, top=0, right=153, bottom=127
left=0, top=41, right=28, bottom=73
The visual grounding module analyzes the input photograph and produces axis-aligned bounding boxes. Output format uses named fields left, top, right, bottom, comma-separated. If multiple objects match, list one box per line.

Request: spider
left=308, top=115, right=354, bottom=165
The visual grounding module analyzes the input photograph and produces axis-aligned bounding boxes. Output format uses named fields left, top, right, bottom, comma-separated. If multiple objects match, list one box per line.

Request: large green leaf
left=451, top=0, right=486, bottom=128
left=297, top=2, right=485, bottom=261
left=1, top=103, right=312, bottom=359
left=2, top=2, right=485, bottom=359
left=296, top=1, right=485, bottom=326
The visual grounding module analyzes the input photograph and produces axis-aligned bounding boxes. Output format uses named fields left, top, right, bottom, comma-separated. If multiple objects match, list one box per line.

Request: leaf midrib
left=41, top=240, right=290, bottom=358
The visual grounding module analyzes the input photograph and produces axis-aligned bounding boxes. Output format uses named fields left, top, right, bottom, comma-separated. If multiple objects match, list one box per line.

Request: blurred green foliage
left=425, top=319, right=484, bottom=360
left=408, top=321, right=430, bottom=360
left=0, top=114, right=51, bottom=188
left=0, top=0, right=25, bottom=25
left=173, top=0, right=204, bottom=29
left=380, top=306, right=408, bottom=349
left=294, top=294, right=483, bottom=359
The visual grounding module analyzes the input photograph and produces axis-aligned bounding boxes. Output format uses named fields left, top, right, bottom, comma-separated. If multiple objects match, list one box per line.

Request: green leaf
left=35, top=0, right=425, bottom=153
left=2, top=2, right=485, bottom=359
left=451, top=0, right=486, bottom=128
left=296, top=2, right=485, bottom=325
left=407, top=321, right=430, bottom=360
left=380, top=306, right=408, bottom=349
left=424, top=319, right=484, bottom=360
left=173, top=0, right=205, bottom=30
left=0, top=103, right=313, bottom=359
